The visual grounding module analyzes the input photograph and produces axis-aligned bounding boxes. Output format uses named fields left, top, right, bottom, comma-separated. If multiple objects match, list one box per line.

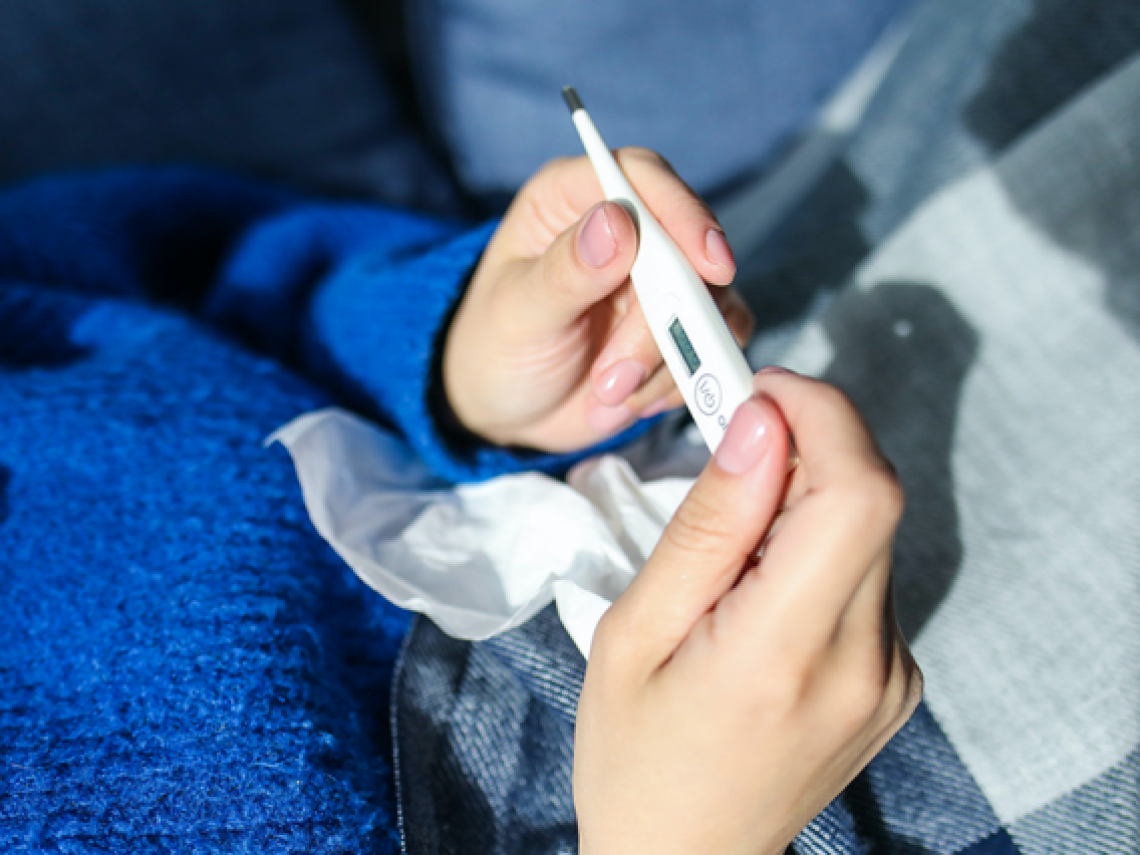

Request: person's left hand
left=443, top=149, right=753, bottom=453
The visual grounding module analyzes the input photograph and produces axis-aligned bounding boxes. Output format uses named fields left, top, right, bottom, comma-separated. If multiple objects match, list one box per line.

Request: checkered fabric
left=392, top=1, right=1140, bottom=852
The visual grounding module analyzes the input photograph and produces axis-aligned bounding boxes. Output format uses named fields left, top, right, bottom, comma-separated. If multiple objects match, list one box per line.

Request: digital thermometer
left=562, top=86, right=754, bottom=452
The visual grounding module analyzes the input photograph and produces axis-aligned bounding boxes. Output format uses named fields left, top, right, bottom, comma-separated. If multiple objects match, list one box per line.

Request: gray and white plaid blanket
left=392, top=1, right=1140, bottom=852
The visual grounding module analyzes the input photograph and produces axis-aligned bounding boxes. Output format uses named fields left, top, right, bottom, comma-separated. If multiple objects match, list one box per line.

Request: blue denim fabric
left=392, top=607, right=584, bottom=855
left=1010, top=747, right=1140, bottom=853
left=392, top=608, right=999, bottom=855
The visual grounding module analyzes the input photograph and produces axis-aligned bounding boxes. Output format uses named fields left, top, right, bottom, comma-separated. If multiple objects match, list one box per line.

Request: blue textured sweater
left=0, top=169, right=639, bottom=853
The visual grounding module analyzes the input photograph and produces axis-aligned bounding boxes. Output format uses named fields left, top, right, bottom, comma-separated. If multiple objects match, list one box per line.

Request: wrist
left=433, top=293, right=502, bottom=451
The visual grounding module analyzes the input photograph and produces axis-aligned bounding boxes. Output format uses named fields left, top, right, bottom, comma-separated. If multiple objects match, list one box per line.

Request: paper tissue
left=269, top=408, right=705, bottom=657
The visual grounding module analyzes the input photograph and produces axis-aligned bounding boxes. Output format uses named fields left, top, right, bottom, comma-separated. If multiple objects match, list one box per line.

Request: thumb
left=510, top=201, right=639, bottom=334
left=607, top=393, right=790, bottom=666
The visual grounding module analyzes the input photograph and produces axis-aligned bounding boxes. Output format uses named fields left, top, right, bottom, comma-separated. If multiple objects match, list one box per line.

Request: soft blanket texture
left=0, top=168, right=640, bottom=851
left=392, top=2, right=1140, bottom=853
left=3, top=1, right=1139, bottom=852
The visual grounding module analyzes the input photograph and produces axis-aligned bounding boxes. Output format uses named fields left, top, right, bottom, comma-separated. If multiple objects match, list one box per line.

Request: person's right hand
left=573, top=368, right=923, bottom=855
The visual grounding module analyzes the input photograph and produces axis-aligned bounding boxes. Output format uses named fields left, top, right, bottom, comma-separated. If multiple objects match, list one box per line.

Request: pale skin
left=444, top=148, right=753, bottom=452
left=443, top=150, right=922, bottom=854
left=575, top=373, right=922, bottom=855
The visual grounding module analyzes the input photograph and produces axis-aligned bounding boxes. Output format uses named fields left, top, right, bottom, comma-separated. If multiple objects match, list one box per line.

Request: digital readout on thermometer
left=668, top=317, right=702, bottom=377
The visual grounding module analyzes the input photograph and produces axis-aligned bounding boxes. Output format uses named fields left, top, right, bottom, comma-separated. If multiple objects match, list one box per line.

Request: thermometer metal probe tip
left=561, top=86, right=584, bottom=113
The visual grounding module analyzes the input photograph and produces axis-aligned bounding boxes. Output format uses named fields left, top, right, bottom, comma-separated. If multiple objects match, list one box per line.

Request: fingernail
left=587, top=401, right=634, bottom=435
left=715, top=396, right=772, bottom=475
left=759, top=365, right=794, bottom=375
left=705, top=229, right=735, bottom=271
left=641, top=396, right=673, bottom=418
left=594, top=359, right=647, bottom=406
left=580, top=204, right=617, bottom=268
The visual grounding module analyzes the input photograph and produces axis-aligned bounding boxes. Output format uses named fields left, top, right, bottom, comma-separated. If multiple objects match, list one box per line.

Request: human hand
left=442, top=150, right=753, bottom=452
left=573, top=369, right=922, bottom=855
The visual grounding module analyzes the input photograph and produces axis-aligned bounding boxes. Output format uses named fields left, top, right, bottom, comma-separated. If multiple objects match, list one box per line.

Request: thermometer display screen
left=668, top=317, right=702, bottom=377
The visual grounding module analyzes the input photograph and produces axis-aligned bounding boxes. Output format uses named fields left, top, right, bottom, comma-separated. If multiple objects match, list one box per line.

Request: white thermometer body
left=563, top=87, right=754, bottom=452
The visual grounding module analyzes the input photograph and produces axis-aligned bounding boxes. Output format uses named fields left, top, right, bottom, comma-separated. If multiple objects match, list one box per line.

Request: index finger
left=752, top=368, right=893, bottom=503
left=616, top=148, right=737, bottom=287
left=706, top=371, right=903, bottom=656
left=511, top=150, right=737, bottom=287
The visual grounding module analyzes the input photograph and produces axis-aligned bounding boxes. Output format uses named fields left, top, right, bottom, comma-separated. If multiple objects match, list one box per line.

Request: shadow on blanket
left=823, top=281, right=980, bottom=641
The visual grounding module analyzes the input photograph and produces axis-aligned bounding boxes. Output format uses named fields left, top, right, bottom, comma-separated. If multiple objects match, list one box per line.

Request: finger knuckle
left=837, top=465, right=905, bottom=534
left=832, top=663, right=891, bottom=735
left=663, top=491, right=733, bottom=556
left=802, top=381, right=856, bottom=426
left=540, top=155, right=574, bottom=174
left=617, top=146, right=670, bottom=169
left=861, top=467, right=906, bottom=529
left=757, top=659, right=817, bottom=716
left=588, top=608, right=641, bottom=674
left=537, top=243, right=579, bottom=300
left=814, top=380, right=872, bottom=423
left=589, top=608, right=621, bottom=653
left=811, top=379, right=851, bottom=408
left=527, top=156, right=574, bottom=191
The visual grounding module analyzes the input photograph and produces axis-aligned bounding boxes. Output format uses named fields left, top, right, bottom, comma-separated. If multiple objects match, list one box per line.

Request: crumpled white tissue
left=268, top=408, right=703, bottom=658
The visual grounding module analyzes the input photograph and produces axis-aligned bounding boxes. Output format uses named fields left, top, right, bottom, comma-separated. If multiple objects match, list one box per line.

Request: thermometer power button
left=693, top=374, right=722, bottom=415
